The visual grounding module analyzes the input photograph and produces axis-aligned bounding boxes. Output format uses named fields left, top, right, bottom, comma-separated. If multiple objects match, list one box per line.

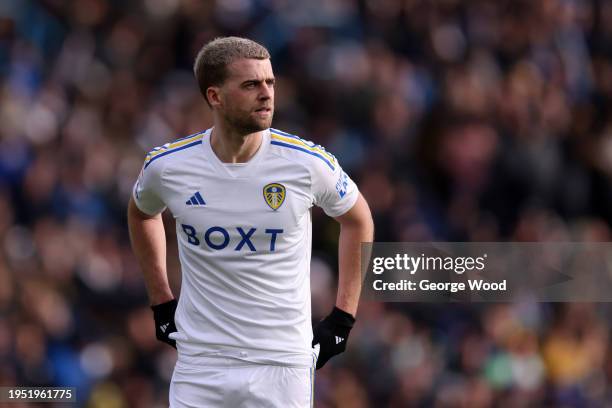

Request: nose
left=259, top=83, right=273, bottom=100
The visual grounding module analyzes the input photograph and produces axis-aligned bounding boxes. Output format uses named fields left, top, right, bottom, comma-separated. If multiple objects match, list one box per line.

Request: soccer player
left=127, top=36, right=374, bottom=407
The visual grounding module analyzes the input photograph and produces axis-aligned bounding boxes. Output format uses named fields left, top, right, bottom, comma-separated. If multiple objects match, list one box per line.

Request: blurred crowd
left=1, top=0, right=612, bottom=406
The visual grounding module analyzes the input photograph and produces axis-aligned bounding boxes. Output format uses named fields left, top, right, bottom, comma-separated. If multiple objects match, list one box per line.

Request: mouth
left=254, top=107, right=272, bottom=113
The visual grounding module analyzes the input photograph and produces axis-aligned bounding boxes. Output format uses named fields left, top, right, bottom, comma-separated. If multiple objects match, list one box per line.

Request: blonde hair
left=193, top=37, right=271, bottom=106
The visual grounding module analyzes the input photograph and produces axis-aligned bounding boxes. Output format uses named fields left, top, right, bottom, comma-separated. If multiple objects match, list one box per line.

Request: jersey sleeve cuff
left=132, top=188, right=166, bottom=216
left=323, top=188, right=359, bottom=218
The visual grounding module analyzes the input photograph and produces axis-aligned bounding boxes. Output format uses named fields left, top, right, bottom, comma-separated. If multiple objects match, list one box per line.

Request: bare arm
left=127, top=197, right=174, bottom=306
left=333, top=193, right=374, bottom=316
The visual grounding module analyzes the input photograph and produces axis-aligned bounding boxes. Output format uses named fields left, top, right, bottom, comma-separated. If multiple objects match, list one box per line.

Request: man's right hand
left=151, top=299, right=178, bottom=348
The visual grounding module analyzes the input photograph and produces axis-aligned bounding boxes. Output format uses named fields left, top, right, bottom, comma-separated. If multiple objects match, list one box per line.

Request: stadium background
left=1, top=0, right=611, bottom=406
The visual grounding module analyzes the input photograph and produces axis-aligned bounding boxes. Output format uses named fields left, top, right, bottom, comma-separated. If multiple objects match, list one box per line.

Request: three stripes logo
left=160, top=323, right=170, bottom=333
left=186, top=192, right=206, bottom=206
left=335, top=336, right=344, bottom=344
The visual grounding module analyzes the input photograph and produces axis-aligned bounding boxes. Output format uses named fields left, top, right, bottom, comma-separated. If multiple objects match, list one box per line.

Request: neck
left=210, top=120, right=265, bottom=164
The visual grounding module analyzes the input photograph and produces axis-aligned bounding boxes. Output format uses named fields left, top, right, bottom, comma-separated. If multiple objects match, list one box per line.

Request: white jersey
left=133, top=127, right=359, bottom=367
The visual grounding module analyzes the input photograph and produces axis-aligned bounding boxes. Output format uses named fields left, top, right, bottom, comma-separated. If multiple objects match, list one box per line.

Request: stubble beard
left=224, top=109, right=274, bottom=135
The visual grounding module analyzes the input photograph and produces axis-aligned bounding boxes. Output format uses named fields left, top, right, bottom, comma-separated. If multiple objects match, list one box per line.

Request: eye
left=244, top=82, right=256, bottom=89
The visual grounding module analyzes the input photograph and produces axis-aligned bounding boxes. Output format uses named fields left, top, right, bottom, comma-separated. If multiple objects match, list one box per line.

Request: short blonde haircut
left=193, top=37, right=270, bottom=106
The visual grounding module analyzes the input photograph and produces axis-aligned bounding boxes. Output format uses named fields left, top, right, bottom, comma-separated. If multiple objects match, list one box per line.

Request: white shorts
left=169, top=356, right=316, bottom=408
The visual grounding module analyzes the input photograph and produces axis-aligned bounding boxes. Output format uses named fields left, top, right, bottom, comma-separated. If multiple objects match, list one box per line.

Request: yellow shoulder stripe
left=145, top=133, right=204, bottom=164
left=270, top=133, right=336, bottom=164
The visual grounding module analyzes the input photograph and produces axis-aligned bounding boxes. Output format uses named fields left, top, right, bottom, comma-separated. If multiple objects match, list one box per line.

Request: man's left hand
left=312, top=307, right=355, bottom=369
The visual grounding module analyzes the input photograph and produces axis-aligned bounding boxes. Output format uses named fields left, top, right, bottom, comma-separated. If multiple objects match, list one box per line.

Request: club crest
left=263, top=183, right=286, bottom=210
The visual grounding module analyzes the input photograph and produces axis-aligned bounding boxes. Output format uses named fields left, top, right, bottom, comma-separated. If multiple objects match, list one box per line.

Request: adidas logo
left=160, top=323, right=170, bottom=333
left=335, top=336, right=344, bottom=344
left=186, top=192, right=206, bottom=206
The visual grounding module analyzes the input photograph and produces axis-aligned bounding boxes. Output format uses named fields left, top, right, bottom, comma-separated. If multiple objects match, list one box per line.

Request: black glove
left=312, top=307, right=355, bottom=369
left=151, top=299, right=178, bottom=349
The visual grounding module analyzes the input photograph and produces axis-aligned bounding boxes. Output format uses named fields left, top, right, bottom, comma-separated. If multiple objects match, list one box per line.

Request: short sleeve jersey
left=133, top=128, right=359, bottom=367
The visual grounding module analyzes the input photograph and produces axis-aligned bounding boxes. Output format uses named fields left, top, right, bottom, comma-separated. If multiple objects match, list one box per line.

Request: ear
left=206, top=86, right=222, bottom=108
